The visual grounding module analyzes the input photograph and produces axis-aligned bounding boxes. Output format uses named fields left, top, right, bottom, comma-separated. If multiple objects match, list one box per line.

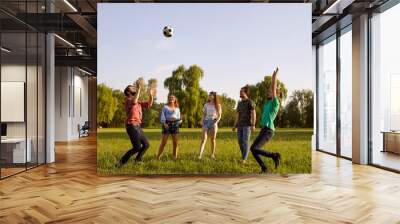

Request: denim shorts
left=162, top=121, right=180, bottom=135
left=203, top=119, right=217, bottom=131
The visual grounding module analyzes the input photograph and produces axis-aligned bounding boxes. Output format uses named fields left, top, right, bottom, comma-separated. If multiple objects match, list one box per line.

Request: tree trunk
left=188, top=120, right=193, bottom=128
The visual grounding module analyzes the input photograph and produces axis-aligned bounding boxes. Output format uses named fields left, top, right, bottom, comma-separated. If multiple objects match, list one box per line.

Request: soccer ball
left=163, top=26, right=173, bottom=38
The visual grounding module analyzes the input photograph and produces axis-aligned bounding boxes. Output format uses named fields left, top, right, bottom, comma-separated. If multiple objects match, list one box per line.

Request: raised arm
left=271, top=67, right=279, bottom=99
left=148, top=89, right=154, bottom=107
left=132, top=84, right=141, bottom=104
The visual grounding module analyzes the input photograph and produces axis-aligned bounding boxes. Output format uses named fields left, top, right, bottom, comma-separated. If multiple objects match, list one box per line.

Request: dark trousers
left=120, top=124, right=150, bottom=164
left=250, top=127, right=276, bottom=169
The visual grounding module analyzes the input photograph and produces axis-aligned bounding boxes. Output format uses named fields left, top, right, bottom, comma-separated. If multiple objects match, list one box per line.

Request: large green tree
left=97, top=70, right=314, bottom=129
left=142, top=102, right=163, bottom=128
left=110, top=89, right=126, bottom=127
left=164, top=65, right=205, bottom=128
left=219, top=94, right=236, bottom=127
left=97, top=83, right=118, bottom=128
left=283, top=89, right=314, bottom=128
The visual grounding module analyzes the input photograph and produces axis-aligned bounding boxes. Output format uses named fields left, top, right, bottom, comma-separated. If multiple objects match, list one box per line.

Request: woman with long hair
left=156, top=94, right=182, bottom=160
left=198, top=91, right=222, bottom=159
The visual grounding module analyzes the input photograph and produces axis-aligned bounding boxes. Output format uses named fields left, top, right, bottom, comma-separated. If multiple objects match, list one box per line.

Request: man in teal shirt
left=250, top=67, right=281, bottom=173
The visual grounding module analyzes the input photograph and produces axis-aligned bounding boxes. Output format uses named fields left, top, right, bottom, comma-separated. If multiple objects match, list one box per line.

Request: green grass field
left=97, top=128, right=312, bottom=174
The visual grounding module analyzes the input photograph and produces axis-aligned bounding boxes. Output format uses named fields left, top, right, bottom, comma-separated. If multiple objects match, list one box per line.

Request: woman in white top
left=198, top=91, right=222, bottom=159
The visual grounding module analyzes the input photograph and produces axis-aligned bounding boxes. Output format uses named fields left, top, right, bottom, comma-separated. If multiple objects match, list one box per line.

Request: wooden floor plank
left=0, top=136, right=399, bottom=223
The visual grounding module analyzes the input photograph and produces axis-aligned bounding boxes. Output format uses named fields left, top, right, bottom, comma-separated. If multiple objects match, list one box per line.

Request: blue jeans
left=237, top=126, right=251, bottom=160
left=203, top=119, right=217, bottom=131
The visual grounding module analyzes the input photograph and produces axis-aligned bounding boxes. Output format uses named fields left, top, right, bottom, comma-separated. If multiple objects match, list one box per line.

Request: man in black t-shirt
left=233, top=86, right=256, bottom=164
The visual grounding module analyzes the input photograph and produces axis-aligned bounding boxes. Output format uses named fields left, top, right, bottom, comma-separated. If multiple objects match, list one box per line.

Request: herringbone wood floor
left=1, top=136, right=400, bottom=224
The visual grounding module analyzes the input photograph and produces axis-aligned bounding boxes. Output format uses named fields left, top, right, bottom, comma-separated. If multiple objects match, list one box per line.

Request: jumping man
left=116, top=81, right=155, bottom=167
left=250, top=67, right=281, bottom=173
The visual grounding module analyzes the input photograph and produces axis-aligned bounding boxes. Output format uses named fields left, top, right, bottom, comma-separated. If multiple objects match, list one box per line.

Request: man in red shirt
left=116, top=81, right=155, bottom=167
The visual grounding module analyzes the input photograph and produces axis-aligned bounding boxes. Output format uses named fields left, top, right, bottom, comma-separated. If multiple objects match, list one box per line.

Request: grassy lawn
left=97, top=128, right=312, bottom=175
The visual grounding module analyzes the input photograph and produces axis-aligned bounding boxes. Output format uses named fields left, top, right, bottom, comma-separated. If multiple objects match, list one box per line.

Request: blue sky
left=98, top=3, right=313, bottom=103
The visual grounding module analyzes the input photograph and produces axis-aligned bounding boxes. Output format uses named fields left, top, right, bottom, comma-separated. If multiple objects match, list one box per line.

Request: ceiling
left=0, top=0, right=393, bottom=75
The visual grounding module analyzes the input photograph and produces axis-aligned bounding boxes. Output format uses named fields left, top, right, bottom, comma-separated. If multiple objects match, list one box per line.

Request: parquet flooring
left=0, top=136, right=399, bottom=223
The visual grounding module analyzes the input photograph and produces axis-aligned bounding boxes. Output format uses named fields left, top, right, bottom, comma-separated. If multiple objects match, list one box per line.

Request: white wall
left=72, top=73, right=89, bottom=138
left=54, top=67, right=89, bottom=141
left=55, top=66, right=69, bottom=141
left=1, top=65, right=26, bottom=139
left=1, top=65, right=39, bottom=138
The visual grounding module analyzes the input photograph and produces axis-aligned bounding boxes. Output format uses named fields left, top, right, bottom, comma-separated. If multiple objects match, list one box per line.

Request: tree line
left=97, top=64, right=314, bottom=129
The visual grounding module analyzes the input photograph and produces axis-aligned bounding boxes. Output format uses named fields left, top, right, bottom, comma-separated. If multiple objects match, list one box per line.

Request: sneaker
left=273, top=153, right=281, bottom=169
left=260, top=167, right=268, bottom=173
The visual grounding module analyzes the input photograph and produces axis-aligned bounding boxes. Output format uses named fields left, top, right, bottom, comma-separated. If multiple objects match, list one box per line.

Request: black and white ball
left=163, top=26, right=174, bottom=38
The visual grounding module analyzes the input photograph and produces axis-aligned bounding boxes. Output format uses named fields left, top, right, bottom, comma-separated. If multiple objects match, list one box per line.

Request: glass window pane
left=27, top=31, right=38, bottom=169
left=0, top=1, right=46, bottom=179
left=340, top=29, right=352, bottom=158
left=1, top=31, right=27, bottom=177
left=318, top=37, right=337, bottom=154
left=26, top=0, right=39, bottom=169
left=371, top=3, right=400, bottom=171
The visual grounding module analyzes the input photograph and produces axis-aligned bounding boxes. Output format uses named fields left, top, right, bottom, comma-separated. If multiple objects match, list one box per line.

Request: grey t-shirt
left=236, top=99, right=255, bottom=127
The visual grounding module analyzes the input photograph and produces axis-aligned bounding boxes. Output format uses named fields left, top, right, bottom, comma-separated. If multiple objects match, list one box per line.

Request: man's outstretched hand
left=149, top=88, right=157, bottom=97
left=273, top=67, right=279, bottom=76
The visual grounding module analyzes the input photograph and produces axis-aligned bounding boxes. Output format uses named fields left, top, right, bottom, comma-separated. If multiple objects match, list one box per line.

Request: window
left=0, top=2, right=46, bottom=179
left=370, top=3, right=400, bottom=171
left=317, top=36, right=337, bottom=154
left=340, top=28, right=352, bottom=158
left=1, top=31, right=28, bottom=178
